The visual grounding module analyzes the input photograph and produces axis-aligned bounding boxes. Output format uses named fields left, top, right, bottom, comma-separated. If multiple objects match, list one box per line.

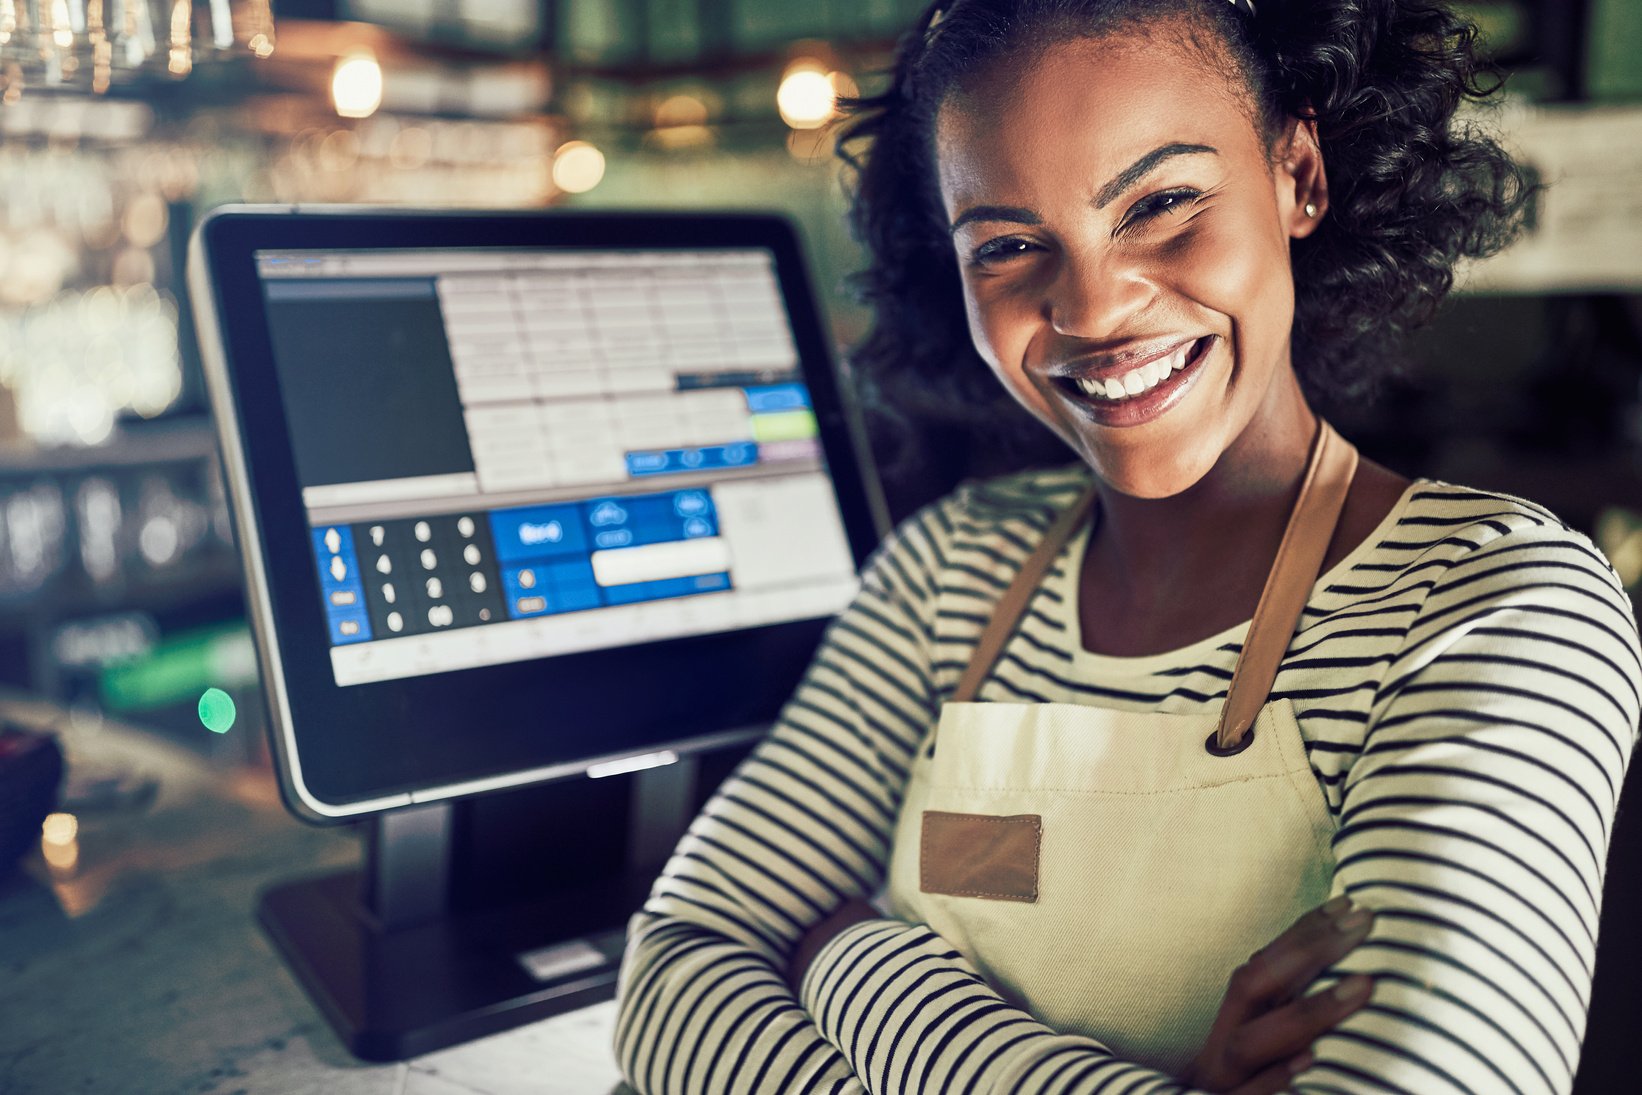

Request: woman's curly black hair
left=836, top=0, right=1534, bottom=499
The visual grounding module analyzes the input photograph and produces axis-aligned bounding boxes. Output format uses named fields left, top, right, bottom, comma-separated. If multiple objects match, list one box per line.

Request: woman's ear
left=1277, top=116, right=1329, bottom=240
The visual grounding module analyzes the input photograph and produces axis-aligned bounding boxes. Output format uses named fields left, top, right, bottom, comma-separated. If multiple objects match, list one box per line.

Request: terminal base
left=258, top=868, right=650, bottom=1062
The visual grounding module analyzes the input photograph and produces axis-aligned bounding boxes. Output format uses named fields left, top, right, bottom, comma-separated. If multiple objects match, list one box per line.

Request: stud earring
left=1304, top=202, right=1319, bottom=218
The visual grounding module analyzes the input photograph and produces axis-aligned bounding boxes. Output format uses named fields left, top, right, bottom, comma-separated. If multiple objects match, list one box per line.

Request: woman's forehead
left=934, top=33, right=1260, bottom=205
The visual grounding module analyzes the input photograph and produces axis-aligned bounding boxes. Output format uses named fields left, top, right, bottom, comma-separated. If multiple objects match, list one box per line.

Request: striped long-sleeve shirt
left=612, top=465, right=1642, bottom=1095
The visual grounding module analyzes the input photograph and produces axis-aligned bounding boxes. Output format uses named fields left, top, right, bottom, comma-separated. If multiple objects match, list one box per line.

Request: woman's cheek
left=963, top=286, right=1065, bottom=424
left=1188, top=212, right=1293, bottom=329
left=963, top=281, right=1018, bottom=371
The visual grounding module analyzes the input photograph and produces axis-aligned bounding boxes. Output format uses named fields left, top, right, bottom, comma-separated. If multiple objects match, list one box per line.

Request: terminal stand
left=257, top=754, right=703, bottom=1062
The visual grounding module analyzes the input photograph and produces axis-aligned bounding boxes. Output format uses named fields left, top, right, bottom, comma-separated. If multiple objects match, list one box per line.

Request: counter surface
left=0, top=696, right=635, bottom=1095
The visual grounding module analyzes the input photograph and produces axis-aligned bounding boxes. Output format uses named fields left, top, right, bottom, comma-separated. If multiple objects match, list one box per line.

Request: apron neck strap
left=1211, top=417, right=1358, bottom=753
left=952, top=483, right=1099, bottom=703
left=950, top=419, right=1361, bottom=751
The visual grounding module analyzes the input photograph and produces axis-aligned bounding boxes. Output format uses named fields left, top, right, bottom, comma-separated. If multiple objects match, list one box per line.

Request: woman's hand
left=1180, top=896, right=1376, bottom=1094
left=786, top=897, right=882, bottom=995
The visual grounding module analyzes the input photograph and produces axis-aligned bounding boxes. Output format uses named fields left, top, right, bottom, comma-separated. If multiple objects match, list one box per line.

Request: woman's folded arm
left=1295, top=522, right=1642, bottom=1094
left=800, top=917, right=1204, bottom=1095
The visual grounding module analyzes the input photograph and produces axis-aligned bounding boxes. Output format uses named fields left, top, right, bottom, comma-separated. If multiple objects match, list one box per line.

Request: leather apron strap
left=1209, top=419, right=1358, bottom=753
left=952, top=484, right=1099, bottom=704
left=951, top=418, right=1360, bottom=757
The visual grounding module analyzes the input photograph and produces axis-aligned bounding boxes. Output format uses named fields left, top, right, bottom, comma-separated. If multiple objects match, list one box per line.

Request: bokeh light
left=552, top=140, right=605, bottom=193
left=777, top=64, right=835, bottom=130
left=198, top=687, right=237, bottom=734
left=41, top=812, right=78, bottom=846
left=332, top=52, right=384, bottom=120
left=654, top=93, right=709, bottom=128
left=41, top=812, right=79, bottom=874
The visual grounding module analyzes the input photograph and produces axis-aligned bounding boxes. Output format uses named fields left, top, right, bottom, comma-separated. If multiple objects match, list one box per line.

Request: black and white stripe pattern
left=614, top=466, right=1641, bottom=1094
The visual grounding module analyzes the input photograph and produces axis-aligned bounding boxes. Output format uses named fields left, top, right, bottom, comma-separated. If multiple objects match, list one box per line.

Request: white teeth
left=1073, top=339, right=1200, bottom=402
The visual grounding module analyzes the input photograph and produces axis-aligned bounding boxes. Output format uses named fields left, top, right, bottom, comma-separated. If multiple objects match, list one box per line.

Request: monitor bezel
left=191, top=205, right=885, bottom=822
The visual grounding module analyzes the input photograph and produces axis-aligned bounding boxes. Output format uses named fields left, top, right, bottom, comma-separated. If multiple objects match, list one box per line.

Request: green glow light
left=198, top=688, right=237, bottom=734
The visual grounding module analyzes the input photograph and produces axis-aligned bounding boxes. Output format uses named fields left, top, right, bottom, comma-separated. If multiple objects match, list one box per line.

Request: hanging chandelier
left=0, top=0, right=275, bottom=99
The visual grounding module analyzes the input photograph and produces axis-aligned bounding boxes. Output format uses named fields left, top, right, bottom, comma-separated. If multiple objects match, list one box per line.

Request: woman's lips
left=1053, top=336, right=1201, bottom=388
left=1053, top=335, right=1216, bottom=428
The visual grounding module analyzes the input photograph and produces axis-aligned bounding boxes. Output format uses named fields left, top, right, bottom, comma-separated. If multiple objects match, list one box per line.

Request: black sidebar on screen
left=262, top=279, right=475, bottom=488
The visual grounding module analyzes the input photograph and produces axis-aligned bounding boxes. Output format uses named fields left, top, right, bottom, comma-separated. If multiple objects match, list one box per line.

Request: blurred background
left=0, top=0, right=1638, bottom=767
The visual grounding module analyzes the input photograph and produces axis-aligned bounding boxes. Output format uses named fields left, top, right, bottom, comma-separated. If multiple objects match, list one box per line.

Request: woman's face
left=935, top=30, right=1326, bottom=498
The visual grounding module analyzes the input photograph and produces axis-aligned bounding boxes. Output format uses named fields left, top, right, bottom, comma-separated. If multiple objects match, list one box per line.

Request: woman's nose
left=1046, top=252, right=1154, bottom=339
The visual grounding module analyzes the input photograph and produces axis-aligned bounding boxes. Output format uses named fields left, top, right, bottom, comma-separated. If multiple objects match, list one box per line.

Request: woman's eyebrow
left=1094, top=142, right=1218, bottom=208
left=949, top=205, right=1041, bottom=235
left=947, top=143, right=1221, bottom=234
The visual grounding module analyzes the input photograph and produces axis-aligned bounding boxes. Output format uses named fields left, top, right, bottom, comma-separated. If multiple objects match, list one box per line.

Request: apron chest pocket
left=920, top=810, right=1042, bottom=902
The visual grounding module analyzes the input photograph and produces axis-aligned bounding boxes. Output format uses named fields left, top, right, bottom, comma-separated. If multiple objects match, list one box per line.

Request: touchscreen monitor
left=192, top=209, right=883, bottom=819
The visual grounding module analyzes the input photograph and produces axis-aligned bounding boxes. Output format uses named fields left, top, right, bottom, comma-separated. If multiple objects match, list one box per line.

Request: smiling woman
left=934, top=33, right=1324, bottom=500
left=611, top=3, right=1642, bottom=1094
left=846, top=0, right=1531, bottom=501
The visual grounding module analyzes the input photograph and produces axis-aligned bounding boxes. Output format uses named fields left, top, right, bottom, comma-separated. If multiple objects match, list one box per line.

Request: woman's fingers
left=1222, top=974, right=1373, bottom=1079
left=1181, top=897, right=1376, bottom=1092
left=1233, top=897, right=1374, bottom=1011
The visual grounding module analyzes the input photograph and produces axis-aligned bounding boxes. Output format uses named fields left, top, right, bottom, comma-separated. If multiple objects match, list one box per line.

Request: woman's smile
left=1050, top=333, right=1217, bottom=428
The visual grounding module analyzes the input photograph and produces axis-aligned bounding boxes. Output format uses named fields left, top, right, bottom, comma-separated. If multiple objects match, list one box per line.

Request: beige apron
left=885, top=419, right=1359, bottom=1079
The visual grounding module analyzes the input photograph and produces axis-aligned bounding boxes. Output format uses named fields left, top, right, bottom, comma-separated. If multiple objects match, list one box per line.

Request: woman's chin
left=1082, top=447, right=1217, bottom=501
left=1101, top=472, right=1204, bottom=500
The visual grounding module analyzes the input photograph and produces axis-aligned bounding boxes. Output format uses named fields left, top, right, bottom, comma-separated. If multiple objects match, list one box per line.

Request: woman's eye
left=1122, top=188, right=1202, bottom=231
left=970, top=237, right=1038, bottom=268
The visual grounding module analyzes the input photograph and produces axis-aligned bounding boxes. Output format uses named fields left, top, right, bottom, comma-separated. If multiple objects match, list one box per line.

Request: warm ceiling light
left=654, top=93, right=709, bottom=129
left=41, top=812, right=78, bottom=846
left=777, top=64, right=835, bottom=130
left=552, top=140, right=605, bottom=194
left=332, top=51, right=383, bottom=120
left=649, top=93, right=713, bottom=150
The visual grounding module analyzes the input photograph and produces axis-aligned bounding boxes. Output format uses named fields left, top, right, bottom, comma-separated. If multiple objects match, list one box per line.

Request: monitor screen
left=254, top=247, right=859, bottom=688
left=193, top=209, right=883, bottom=819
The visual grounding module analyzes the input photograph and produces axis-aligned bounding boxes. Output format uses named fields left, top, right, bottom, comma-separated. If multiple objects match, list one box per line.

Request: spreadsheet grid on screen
left=254, top=247, right=860, bottom=688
